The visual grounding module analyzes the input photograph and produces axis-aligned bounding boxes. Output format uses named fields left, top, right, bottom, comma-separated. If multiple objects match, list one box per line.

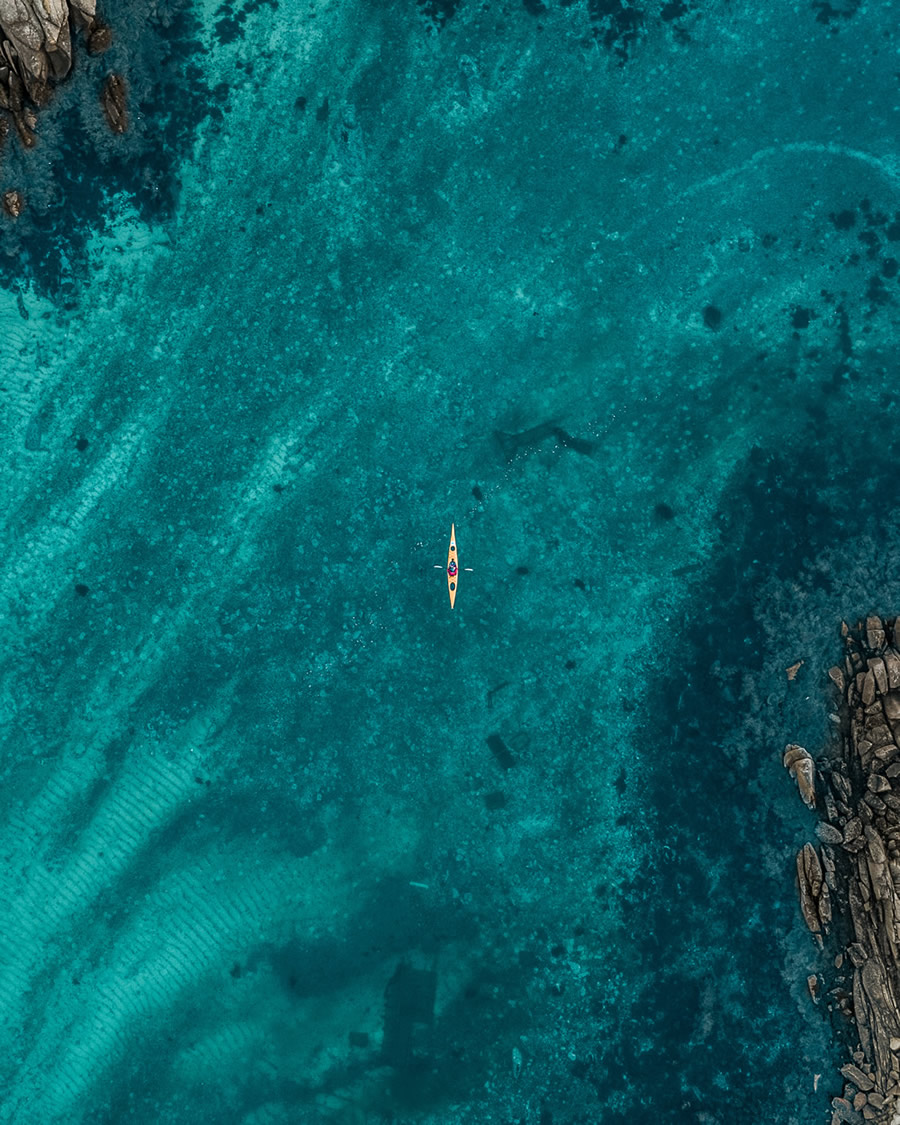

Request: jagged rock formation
left=0, top=0, right=119, bottom=206
left=786, top=616, right=900, bottom=1125
left=0, top=0, right=96, bottom=96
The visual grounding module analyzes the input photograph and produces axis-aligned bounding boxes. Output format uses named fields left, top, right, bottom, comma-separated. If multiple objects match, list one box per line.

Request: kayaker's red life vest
left=448, top=561, right=458, bottom=577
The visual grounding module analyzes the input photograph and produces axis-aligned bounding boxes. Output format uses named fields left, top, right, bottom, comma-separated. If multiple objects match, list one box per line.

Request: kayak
left=447, top=523, right=458, bottom=608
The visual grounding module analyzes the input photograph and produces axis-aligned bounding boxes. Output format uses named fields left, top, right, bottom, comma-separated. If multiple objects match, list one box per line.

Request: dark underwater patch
left=660, top=0, right=687, bottom=19
left=382, top=962, right=437, bottom=1067
left=702, top=303, right=722, bottom=329
left=486, top=733, right=515, bottom=770
left=213, top=0, right=278, bottom=43
left=417, top=0, right=463, bottom=30
left=858, top=228, right=880, bottom=258
left=866, top=273, right=891, bottom=308
left=214, top=12, right=243, bottom=42
left=552, top=426, right=594, bottom=455
left=812, top=0, right=862, bottom=24
left=588, top=0, right=645, bottom=62
left=831, top=208, right=856, bottom=230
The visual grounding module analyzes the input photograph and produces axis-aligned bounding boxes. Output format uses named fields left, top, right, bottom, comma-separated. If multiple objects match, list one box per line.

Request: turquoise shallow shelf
left=0, top=0, right=895, bottom=1120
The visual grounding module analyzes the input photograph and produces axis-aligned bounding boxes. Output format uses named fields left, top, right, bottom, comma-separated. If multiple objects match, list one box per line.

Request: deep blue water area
left=618, top=427, right=879, bottom=1123
left=2, top=0, right=900, bottom=1122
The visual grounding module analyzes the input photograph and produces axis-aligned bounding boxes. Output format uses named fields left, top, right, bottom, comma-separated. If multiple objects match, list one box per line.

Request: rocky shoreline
left=787, top=616, right=900, bottom=1125
left=0, top=0, right=124, bottom=213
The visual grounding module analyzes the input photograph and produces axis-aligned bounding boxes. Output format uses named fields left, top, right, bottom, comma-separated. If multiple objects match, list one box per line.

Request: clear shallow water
left=0, top=0, right=898, bottom=1121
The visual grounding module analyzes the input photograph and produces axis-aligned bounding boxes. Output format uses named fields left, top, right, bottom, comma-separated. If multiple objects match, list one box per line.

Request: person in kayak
left=448, top=559, right=458, bottom=578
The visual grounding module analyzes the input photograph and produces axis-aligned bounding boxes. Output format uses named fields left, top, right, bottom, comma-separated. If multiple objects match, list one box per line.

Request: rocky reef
left=0, top=0, right=122, bottom=208
left=787, top=616, right=900, bottom=1125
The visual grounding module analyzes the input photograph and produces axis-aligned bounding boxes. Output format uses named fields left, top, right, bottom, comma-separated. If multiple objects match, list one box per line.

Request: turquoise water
left=1, top=0, right=899, bottom=1120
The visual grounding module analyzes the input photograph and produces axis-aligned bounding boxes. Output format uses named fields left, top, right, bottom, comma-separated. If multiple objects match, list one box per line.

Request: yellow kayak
left=447, top=524, right=458, bottom=608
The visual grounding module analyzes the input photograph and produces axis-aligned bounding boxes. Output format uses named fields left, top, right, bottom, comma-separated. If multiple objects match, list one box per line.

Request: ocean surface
left=1, top=0, right=898, bottom=1121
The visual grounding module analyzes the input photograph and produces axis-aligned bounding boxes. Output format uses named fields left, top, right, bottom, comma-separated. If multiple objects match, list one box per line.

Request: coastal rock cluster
left=0, top=0, right=123, bottom=211
left=786, top=616, right=900, bottom=1125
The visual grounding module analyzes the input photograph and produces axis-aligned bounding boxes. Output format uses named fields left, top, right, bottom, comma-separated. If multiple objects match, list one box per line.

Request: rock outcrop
left=2, top=187, right=22, bottom=216
left=785, top=743, right=818, bottom=809
left=0, top=0, right=96, bottom=93
left=786, top=616, right=900, bottom=1125
left=0, top=0, right=121, bottom=201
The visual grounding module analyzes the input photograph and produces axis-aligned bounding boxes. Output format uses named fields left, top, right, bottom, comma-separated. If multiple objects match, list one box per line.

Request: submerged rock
left=784, top=742, right=817, bottom=808
left=787, top=616, right=900, bottom=1124
left=2, top=187, right=22, bottom=216
left=86, top=20, right=110, bottom=52
left=832, top=1095, right=864, bottom=1124
left=100, top=72, right=126, bottom=133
